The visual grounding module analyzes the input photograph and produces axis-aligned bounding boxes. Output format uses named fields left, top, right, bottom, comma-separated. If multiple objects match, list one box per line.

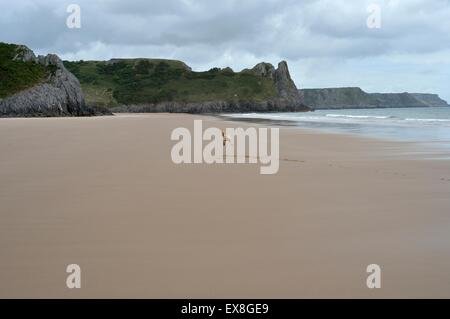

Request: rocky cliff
left=111, top=61, right=309, bottom=114
left=410, top=93, right=449, bottom=107
left=0, top=44, right=106, bottom=117
left=250, top=61, right=303, bottom=101
left=65, top=57, right=309, bottom=113
left=301, top=87, right=375, bottom=109
left=300, top=87, right=449, bottom=109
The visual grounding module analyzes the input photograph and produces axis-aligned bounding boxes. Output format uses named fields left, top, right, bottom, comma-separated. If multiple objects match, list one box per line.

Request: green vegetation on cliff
left=64, top=59, right=277, bottom=107
left=0, top=43, right=53, bottom=98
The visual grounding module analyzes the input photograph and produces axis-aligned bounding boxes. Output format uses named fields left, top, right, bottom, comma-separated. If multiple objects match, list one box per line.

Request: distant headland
left=300, top=87, right=449, bottom=110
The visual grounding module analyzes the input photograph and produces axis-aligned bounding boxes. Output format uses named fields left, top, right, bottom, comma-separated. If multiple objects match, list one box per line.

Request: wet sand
left=0, top=113, right=449, bottom=298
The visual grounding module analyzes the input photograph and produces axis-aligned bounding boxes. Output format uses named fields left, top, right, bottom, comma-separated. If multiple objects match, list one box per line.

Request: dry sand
left=0, top=113, right=449, bottom=298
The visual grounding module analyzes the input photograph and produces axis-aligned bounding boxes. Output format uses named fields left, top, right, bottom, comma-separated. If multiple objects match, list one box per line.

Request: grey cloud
left=0, top=0, right=449, bottom=100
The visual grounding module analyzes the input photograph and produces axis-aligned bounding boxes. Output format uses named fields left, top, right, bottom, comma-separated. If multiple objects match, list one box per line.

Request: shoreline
left=214, top=114, right=450, bottom=161
left=1, top=113, right=450, bottom=298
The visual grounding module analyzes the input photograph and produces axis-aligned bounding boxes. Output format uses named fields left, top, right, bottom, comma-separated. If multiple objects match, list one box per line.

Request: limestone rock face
left=250, top=60, right=306, bottom=109
left=408, top=94, right=448, bottom=107
left=274, top=61, right=302, bottom=101
left=13, top=45, right=38, bottom=63
left=0, top=45, right=95, bottom=117
left=251, top=61, right=303, bottom=101
left=251, top=62, right=276, bottom=79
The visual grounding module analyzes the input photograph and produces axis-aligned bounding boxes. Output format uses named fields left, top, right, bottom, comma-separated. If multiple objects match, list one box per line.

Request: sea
left=226, top=107, right=450, bottom=152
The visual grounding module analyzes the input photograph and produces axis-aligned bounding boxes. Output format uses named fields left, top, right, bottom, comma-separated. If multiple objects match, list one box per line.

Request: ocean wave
left=326, top=114, right=393, bottom=119
left=405, top=118, right=450, bottom=122
left=228, top=114, right=324, bottom=121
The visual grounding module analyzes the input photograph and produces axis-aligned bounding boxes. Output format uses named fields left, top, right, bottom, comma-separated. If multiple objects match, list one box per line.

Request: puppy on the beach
left=222, top=130, right=231, bottom=147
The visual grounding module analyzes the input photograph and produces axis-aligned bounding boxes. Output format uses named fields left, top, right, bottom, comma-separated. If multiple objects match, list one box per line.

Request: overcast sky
left=1, top=0, right=450, bottom=101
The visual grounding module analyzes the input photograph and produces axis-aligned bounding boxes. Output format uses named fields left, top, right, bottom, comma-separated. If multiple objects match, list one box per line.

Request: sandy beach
left=0, top=113, right=449, bottom=298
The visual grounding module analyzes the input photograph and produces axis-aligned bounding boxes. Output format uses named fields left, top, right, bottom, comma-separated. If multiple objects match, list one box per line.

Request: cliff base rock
left=0, top=44, right=103, bottom=117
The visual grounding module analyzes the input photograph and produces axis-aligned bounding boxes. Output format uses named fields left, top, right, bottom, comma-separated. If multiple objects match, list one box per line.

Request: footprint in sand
left=281, top=158, right=305, bottom=163
left=225, top=155, right=305, bottom=164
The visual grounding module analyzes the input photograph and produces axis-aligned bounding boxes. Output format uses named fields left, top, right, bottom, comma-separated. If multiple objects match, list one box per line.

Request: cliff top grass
left=64, top=59, right=277, bottom=107
left=0, top=42, right=51, bottom=98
